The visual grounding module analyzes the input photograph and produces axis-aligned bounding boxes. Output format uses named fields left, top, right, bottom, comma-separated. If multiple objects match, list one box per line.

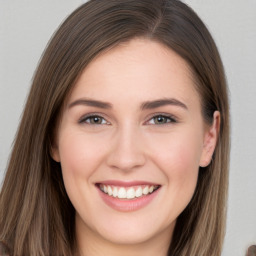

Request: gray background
left=0, top=0, right=255, bottom=255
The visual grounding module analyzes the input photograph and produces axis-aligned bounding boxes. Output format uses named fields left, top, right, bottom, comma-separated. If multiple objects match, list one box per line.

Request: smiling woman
left=0, top=0, right=229, bottom=256
left=51, top=39, right=221, bottom=254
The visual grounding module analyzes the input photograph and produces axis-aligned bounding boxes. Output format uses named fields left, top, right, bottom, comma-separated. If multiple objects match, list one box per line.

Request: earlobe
left=50, top=143, right=61, bottom=163
left=50, top=126, right=61, bottom=162
left=199, top=111, right=220, bottom=167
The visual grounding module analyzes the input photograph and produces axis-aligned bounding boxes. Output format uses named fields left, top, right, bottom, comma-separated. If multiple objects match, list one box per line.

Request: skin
left=52, top=38, right=219, bottom=256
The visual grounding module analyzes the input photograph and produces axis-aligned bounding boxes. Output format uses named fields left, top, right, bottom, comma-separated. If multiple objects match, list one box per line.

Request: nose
left=106, top=125, right=146, bottom=172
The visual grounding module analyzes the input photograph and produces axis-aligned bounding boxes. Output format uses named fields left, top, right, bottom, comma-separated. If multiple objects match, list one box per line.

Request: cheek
left=58, top=131, right=108, bottom=178
left=58, top=131, right=109, bottom=215
left=148, top=128, right=203, bottom=172
left=164, top=143, right=200, bottom=195
left=147, top=129, right=203, bottom=196
left=141, top=130, right=203, bottom=227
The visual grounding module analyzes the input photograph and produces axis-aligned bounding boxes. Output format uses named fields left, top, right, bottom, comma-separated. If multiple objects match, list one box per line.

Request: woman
left=0, top=0, right=230, bottom=255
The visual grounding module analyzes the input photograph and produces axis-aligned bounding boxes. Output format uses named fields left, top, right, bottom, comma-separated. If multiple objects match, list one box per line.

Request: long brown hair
left=0, top=0, right=229, bottom=255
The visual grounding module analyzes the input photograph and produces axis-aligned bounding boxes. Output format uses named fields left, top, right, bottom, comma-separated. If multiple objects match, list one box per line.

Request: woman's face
left=52, top=38, right=218, bottom=248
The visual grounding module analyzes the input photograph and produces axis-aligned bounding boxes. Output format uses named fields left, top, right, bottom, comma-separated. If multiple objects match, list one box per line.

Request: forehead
left=67, top=38, right=200, bottom=110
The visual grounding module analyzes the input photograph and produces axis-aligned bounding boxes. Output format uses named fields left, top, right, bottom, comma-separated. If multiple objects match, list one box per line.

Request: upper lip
left=96, top=180, right=160, bottom=187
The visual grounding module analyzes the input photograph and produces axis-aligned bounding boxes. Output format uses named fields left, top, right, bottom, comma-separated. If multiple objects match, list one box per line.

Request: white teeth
left=113, top=187, right=118, bottom=197
left=143, top=186, right=149, bottom=195
left=135, top=187, right=143, bottom=197
left=118, top=187, right=126, bottom=199
left=126, top=188, right=135, bottom=199
left=101, top=184, right=158, bottom=199
left=107, top=186, right=112, bottom=196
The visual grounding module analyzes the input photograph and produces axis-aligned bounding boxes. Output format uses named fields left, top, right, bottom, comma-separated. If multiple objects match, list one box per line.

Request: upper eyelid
left=149, top=113, right=177, bottom=119
left=79, top=113, right=106, bottom=119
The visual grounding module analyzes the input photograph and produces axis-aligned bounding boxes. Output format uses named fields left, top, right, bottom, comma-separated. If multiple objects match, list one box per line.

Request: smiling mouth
left=96, top=184, right=160, bottom=200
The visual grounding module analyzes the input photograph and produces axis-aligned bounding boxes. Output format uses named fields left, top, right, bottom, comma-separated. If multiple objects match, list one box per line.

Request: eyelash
left=78, top=113, right=177, bottom=126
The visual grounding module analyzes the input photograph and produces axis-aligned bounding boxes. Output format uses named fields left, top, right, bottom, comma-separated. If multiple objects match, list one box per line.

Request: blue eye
left=79, top=115, right=108, bottom=125
left=148, top=115, right=176, bottom=125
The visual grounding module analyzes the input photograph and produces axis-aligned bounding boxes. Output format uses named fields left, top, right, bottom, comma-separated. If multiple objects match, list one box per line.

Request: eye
left=79, top=115, right=109, bottom=125
left=147, top=115, right=176, bottom=125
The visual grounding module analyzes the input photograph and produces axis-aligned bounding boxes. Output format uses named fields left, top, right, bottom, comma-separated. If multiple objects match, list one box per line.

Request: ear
left=199, top=111, right=220, bottom=167
left=50, top=141, right=61, bottom=163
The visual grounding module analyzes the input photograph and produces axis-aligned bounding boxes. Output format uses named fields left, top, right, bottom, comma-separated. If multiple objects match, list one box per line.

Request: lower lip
left=97, top=186, right=160, bottom=212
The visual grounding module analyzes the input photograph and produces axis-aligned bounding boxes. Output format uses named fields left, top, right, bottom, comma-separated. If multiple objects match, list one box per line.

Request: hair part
left=0, top=0, right=229, bottom=255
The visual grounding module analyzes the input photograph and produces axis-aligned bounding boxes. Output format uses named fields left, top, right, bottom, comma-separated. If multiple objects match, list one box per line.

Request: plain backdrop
left=0, top=1, right=255, bottom=255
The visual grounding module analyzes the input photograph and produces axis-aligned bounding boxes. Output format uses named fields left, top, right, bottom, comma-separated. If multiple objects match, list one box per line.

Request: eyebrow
left=68, top=98, right=113, bottom=109
left=140, top=98, right=188, bottom=110
left=68, top=97, right=188, bottom=110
